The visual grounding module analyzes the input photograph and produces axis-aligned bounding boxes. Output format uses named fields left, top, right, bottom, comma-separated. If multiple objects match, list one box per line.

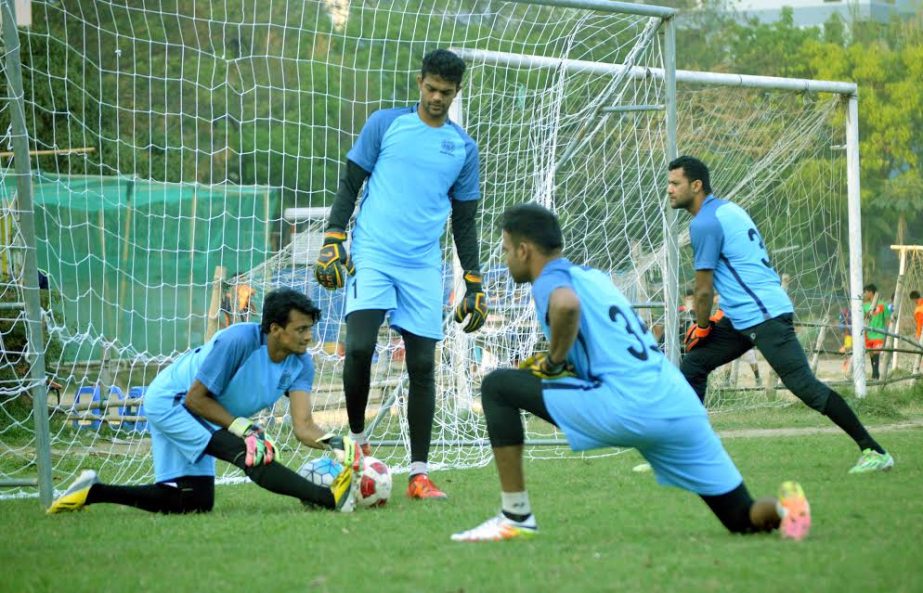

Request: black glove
left=314, top=231, right=355, bottom=289
left=453, top=272, right=489, bottom=333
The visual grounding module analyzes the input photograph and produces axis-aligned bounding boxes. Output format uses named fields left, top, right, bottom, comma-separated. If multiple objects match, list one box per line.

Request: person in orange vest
left=222, top=274, right=256, bottom=327
left=909, top=290, right=923, bottom=341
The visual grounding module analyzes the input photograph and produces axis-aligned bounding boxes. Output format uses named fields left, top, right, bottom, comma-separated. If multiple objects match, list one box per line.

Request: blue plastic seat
left=127, top=386, right=148, bottom=433
left=71, top=385, right=103, bottom=430
left=107, top=386, right=130, bottom=431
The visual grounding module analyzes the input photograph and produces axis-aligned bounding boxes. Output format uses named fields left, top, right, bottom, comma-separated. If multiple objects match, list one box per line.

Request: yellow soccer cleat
left=47, top=470, right=98, bottom=514
left=777, top=481, right=811, bottom=541
left=329, top=464, right=359, bottom=513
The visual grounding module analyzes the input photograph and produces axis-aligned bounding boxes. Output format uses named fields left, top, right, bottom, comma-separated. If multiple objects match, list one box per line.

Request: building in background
left=726, top=0, right=917, bottom=26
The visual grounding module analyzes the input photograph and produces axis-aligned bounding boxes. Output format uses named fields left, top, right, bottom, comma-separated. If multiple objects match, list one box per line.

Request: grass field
left=3, top=405, right=922, bottom=593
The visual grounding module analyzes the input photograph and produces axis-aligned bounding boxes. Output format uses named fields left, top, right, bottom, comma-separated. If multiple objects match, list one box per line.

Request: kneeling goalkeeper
left=47, top=288, right=362, bottom=515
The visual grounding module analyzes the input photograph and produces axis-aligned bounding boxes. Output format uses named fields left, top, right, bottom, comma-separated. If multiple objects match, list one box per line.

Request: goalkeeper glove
left=684, top=310, right=725, bottom=352
left=229, top=417, right=276, bottom=467
left=454, top=271, right=489, bottom=333
left=519, top=352, right=576, bottom=380
left=318, top=433, right=361, bottom=472
left=314, top=231, right=355, bottom=290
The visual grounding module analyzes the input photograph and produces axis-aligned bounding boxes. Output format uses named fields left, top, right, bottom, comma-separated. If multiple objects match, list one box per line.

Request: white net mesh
left=0, top=1, right=855, bottom=496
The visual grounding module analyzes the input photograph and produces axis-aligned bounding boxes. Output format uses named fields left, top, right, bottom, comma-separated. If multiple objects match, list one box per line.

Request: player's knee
left=344, top=336, right=376, bottom=363
left=404, top=348, right=435, bottom=381
left=180, top=486, right=214, bottom=513
left=479, top=370, right=508, bottom=410
left=159, top=477, right=215, bottom=514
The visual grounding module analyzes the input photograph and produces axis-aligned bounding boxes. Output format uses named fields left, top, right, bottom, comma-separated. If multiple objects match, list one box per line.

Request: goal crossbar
left=454, top=48, right=857, bottom=96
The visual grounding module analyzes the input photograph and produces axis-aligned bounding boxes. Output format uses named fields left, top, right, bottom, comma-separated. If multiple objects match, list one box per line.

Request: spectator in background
left=222, top=273, right=256, bottom=327
left=862, top=284, right=887, bottom=381
left=910, top=290, right=923, bottom=341
left=838, top=305, right=853, bottom=376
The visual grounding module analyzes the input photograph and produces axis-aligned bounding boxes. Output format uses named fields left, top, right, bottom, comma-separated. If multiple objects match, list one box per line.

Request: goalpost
left=0, top=0, right=868, bottom=503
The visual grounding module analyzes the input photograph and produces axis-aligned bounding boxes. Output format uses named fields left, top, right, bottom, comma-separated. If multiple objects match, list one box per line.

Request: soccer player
left=314, top=49, right=487, bottom=500
left=451, top=204, right=810, bottom=542
left=47, top=288, right=362, bottom=514
left=862, top=284, right=887, bottom=380
left=668, top=155, right=893, bottom=474
left=909, top=290, right=923, bottom=341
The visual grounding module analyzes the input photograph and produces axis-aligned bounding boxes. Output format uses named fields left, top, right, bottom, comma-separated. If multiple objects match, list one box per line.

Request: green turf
left=3, top=426, right=922, bottom=593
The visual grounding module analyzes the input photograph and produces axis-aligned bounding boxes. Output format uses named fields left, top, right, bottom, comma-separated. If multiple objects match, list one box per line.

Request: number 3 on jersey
left=747, top=228, right=771, bottom=267
left=608, top=305, right=658, bottom=361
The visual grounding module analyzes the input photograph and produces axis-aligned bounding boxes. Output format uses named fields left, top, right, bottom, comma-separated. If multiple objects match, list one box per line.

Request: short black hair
left=864, top=283, right=877, bottom=294
left=669, top=155, right=712, bottom=195
left=911, top=290, right=921, bottom=300
left=260, top=287, right=321, bottom=333
left=421, top=49, right=466, bottom=88
left=500, top=203, right=563, bottom=254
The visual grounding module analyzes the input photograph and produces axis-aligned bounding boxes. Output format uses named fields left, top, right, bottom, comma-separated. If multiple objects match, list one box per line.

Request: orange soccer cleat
left=406, top=474, right=448, bottom=500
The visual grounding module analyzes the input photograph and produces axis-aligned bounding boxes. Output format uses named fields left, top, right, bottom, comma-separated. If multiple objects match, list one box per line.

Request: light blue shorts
left=143, top=386, right=216, bottom=483
left=542, top=378, right=742, bottom=496
left=345, top=264, right=445, bottom=340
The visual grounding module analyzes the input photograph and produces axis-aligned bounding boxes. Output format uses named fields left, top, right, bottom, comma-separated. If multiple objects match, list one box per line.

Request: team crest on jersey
left=277, top=371, right=292, bottom=390
left=440, top=139, right=455, bottom=155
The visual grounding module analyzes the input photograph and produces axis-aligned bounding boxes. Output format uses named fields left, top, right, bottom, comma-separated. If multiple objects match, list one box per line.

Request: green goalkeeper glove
left=229, top=417, right=276, bottom=467
left=454, top=271, right=489, bottom=333
left=314, top=231, right=355, bottom=290
left=519, top=352, right=576, bottom=380
left=318, top=433, right=361, bottom=472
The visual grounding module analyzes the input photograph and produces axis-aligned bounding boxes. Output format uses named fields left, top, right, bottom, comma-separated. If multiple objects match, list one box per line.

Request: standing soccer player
left=862, top=284, right=887, bottom=380
left=47, top=288, right=362, bottom=514
left=668, top=155, right=893, bottom=474
left=451, top=204, right=810, bottom=542
left=314, top=49, right=487, bottom=500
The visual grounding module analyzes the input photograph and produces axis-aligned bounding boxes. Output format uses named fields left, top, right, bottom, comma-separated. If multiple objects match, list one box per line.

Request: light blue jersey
left=532, top=258, right=705, bottom=420
left=531, top=259, right=739, bottom=494
left=690, top=195, right=793, bottom=330
left=347, top=106, right=479, bottom=270
left=147, top=323, right=313, bottom=419
left=144, top=323, right=314, bottom=482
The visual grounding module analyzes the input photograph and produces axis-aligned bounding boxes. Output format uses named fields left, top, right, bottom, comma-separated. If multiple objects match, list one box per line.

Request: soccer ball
left=297, top=456, right=344, bottom=488
left=357, top=456, right=392, bottom=508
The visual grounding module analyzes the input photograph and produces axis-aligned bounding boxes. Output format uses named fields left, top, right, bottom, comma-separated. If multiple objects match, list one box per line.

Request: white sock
left=501, top=491, right=532, bottom=519
left=349, top=430, right=367, bottom=445
left=409, top=461, right=428, bottom=477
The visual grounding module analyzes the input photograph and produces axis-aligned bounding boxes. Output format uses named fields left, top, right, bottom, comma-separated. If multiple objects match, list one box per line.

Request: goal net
left=0, top=0, right=854, bottom=496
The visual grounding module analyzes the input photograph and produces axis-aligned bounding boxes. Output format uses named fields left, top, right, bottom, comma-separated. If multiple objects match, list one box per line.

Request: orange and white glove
left=684, top=310, right=724, bottom=351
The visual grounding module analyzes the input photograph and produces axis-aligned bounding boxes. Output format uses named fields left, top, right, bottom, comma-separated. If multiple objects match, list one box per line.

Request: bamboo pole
left=0, top=146, right=95, bottom=158
left=187, top=188, right=198, bottom=348
left=205, top=265, right=226, bottom=341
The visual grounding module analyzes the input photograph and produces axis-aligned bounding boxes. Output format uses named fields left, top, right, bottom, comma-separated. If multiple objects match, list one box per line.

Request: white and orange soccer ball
left=357, top=456, right=392, bottom=508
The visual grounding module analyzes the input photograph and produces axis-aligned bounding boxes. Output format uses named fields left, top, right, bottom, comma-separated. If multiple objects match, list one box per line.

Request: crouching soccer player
left=47, top=288, right=362, bottom=515
left=451, top=204, right=810, bottom=542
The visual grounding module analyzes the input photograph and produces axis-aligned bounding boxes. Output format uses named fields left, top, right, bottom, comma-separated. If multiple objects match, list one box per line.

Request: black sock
left=86, top=476, right=215, bottom=514
left=403, top=332, right=437, bottom=463
left=344, top=310, right=386, bottom=434
left=870, top=355, right=880, bottom=379
left=206, top=430, right=335, bottom=507
left=823, top=391, right=885, bottom=454
left=246, top=462, right=335, bottom=507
